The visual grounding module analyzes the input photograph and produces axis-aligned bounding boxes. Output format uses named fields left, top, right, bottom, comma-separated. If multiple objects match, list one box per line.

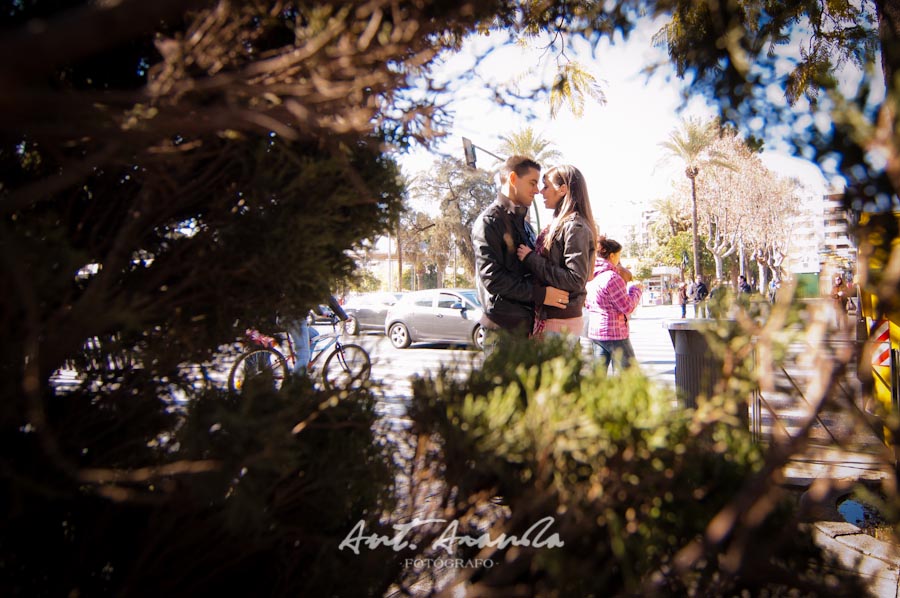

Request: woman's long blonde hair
left=541, top=165, right=597, bottom=257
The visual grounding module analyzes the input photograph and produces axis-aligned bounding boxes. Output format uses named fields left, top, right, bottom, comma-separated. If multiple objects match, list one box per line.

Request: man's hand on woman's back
left=543, top=286, right=570, bottom=307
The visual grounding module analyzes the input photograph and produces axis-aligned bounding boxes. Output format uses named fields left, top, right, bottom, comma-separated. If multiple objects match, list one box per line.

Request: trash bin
left=665, top=320, right=722, bottom=409
left=665, top=320, right=759, bottom=438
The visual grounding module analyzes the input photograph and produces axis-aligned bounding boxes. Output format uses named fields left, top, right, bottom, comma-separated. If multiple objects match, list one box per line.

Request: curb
left=791, top=469, right=899, bottom=597
left=811, top=520, right=900, bottom=597
left=784, top=445, right=899, bottom=597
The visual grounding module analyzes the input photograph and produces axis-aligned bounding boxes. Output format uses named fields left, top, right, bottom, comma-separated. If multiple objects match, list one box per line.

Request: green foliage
left=649, top=0, right=898, bottom=317
left=658, top=118, right=727, bottom=173
left=634, top=262, right=654, bottom=280
left=1, top=5, right=409, bottom=594
left=2, top=1, right=899, bottom=595
left=414, top=157, right=495, bottom=278
left=1, top=135, right=403, bottom=394
left=657, top=117, right=734, bottom=280
left=401, top=268, right=414, bottom=290
left=2, top=382, right=400, bottom=596
left=651, top=229, right=715, bottom=278
left=421, top=263, right=438, bottom=289
left=348, top=268, right=383, bottom=293
left=0, top=134, right=405, bottom=596
left=407, top=336, right=867, bottom=596
left=444, top=271, right=474, bottom=288
left=495, top=127, right=564, bottom=166
left=549, top=61, right=607, bottom=118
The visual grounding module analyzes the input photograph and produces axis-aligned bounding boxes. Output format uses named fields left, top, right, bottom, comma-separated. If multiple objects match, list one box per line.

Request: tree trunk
left=757, top=261, right=768, bottom=294
left=690, top=175, right=701, bottom=279
left=455, top=223, right=476, bottom=278
left=875, top=0, right=900, bottom=220
left=395, top=225, right=404, bottom=291
left=706, top=221, right=728, bottom=280
left=876, top=0, right=900, bottom=94
left=386, top=235, right=393, bottom=292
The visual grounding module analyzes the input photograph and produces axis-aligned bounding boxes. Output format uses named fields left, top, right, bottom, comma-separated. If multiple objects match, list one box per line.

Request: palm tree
left=651, top=195, right=688, bottom=237
left=658, top=118, right=729, bottom=280
left=496, top=127, right=563, bottom=167
left=549, top=61, right=607, bottom=118
left=496, top=127, right=563, bottom=229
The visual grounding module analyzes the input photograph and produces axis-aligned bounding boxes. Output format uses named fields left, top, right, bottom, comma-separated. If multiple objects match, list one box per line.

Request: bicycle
left=228, top=309, right=371, bottom=393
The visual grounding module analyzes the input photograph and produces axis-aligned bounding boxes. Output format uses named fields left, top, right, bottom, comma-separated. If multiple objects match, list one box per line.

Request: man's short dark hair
left=501, top=155, right=541, bottom=179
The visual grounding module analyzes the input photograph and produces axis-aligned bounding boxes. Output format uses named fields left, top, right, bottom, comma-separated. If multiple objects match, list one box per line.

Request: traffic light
left=462, top=137, right=477, bottom=169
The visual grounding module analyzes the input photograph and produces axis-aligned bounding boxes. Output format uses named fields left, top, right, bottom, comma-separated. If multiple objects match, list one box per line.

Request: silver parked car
left=384, top=288, right=485, bottom=349
left=342, top=291, right=402, bottom=335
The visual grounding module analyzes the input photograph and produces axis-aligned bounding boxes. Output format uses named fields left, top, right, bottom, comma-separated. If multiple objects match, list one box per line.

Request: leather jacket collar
left=498, top=192, right=529, bottom=218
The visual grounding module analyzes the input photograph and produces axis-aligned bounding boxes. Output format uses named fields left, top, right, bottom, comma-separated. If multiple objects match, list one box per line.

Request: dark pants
left=592, top=338, right=636, bottom=374
left=693, top=301, right=708, bottom=318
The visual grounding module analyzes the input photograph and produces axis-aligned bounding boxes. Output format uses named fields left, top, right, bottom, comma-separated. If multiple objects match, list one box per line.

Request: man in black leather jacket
left=472, top=155, right=570, bottom=344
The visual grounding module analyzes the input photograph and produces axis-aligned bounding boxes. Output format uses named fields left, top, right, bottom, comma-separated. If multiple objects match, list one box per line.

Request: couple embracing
left=472, top=155, right=642, bottom=371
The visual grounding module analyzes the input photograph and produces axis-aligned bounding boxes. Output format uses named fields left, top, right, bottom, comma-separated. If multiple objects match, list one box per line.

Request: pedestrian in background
left=707, top=278, right=730, bottom=318
left=830, top=274, right=850, bottom=330
left=585, top=236, right=643, bottom=374
left=472, top=155, right=570, bottom=354
left=693, top=275, right=709, bottom=318
left=678, top=282, right=688, bottom=318
left=768, top=278, right=780, bottom=303
left=286, top=296, right=344, bottom=376
left=516, top=164, right=597, bottom=338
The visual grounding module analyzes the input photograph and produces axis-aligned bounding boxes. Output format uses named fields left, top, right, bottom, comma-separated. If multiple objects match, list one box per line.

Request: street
left=332, top=304, right=679, bottom=426
left=341, top=302, right=679, bottom=393
left=336, top=303, right=882, bottom=464
left=51, top=302, right=878, bottom=458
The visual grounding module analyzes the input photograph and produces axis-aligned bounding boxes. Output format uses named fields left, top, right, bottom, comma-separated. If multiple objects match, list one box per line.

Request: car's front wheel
left=344, top=315, right=359, bottom=335
left=388, top=322, right=411, bottom=349
left=473, top=325, right=485, bottom=350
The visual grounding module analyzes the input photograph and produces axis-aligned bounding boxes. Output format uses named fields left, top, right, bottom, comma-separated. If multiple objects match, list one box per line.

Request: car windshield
left=458, top=290, right=480, bottom=307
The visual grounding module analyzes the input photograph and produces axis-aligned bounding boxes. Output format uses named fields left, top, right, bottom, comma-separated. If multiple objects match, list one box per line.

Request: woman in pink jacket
left=585, top=236, right=643, bottom=373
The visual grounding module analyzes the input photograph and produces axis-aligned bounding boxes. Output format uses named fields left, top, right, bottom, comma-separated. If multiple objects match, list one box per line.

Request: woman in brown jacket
left=516, top=164, right=597, bottom=337
left=830, top=274, right=850, bottom=330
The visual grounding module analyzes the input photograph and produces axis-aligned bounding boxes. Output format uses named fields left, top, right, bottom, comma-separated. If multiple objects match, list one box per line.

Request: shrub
left=405, top=335, right=868, bottom=596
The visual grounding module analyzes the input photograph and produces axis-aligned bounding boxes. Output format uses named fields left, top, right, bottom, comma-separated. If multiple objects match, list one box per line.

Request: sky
left=395, top=18, right=835, bottom=240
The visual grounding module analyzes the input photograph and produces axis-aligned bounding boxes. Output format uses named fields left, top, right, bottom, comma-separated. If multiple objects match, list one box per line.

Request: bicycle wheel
left=228, top=347, right=288, bottom=393
left=322, top=343, right=370, bottom=389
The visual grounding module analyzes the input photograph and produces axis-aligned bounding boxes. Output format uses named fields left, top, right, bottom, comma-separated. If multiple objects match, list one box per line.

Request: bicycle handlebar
left=327, top=295, right=348, bottom=321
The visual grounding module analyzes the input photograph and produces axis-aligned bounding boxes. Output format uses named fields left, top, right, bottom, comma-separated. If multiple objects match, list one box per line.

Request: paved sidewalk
left=627, top=302, right=680, bottom=386
left=629, top=304, right=898, bottom=596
